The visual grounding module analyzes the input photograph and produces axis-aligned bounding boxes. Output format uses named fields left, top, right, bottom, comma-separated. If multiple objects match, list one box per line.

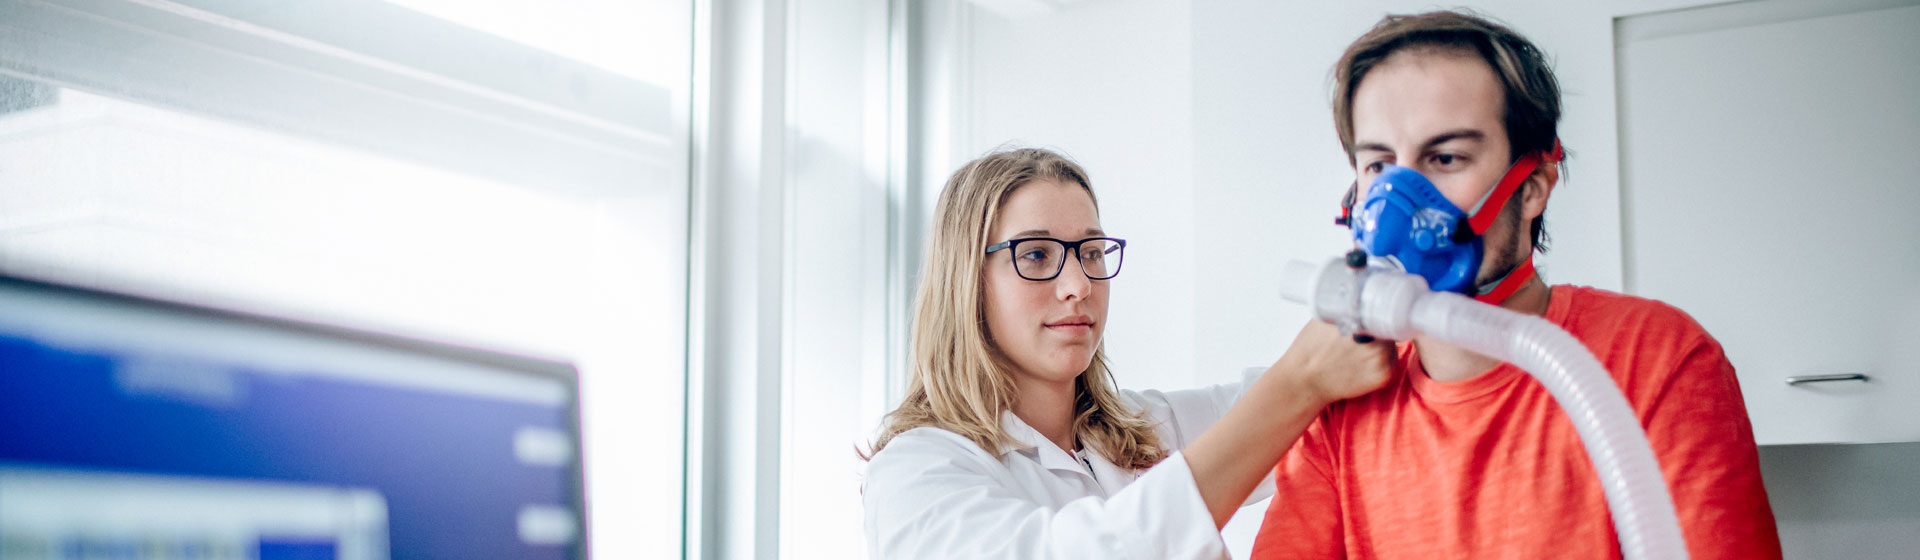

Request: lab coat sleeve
left=864, top=429, right=1225, bottom=560
left=1121, top=367, right=1275, bottom=504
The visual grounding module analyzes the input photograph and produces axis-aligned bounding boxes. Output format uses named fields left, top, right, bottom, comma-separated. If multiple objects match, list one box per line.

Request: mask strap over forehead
left=1465, top=138, right=1564, bottom=234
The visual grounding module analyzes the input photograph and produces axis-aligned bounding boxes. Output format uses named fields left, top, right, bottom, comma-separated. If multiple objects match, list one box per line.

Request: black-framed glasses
left=984, top=237, right=1126, bottom=281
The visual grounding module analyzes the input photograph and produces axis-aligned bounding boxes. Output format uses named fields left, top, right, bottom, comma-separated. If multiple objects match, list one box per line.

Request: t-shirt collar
left=1406, top=284, right=1578, bottom=403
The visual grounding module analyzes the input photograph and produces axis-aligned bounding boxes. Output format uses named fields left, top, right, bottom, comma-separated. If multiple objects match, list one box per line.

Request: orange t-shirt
left=1250, top=285, right=1780, bottom=559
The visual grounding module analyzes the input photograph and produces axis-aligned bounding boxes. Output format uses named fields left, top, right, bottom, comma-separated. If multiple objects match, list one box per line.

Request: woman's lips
left=1044, top=321, right=1094, bottom=334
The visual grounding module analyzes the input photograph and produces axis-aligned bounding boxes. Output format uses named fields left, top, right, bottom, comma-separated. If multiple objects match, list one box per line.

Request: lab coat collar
left=997, top=410, right=1092, bottom=476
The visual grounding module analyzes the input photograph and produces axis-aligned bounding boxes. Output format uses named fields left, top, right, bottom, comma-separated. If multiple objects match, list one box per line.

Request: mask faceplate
left=1353, top=164, right=1482, bottom=294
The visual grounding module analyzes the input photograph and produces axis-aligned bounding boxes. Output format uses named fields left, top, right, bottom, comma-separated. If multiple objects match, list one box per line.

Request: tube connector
left=1277, top=256, right=1428, bottom=341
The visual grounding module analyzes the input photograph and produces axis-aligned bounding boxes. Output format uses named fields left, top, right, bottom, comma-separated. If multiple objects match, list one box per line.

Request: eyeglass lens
left=1011, top=239, right=1123, bottom=281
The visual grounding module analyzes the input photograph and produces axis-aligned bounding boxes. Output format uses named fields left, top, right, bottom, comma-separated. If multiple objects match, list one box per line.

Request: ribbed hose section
left=1408, top=291, right=1689, bottom=560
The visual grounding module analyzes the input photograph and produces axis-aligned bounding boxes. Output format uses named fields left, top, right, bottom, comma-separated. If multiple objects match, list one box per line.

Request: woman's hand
left=1182, top=321, right=1396, bottom=528
left=1270, top=321, right=1396, bottom=408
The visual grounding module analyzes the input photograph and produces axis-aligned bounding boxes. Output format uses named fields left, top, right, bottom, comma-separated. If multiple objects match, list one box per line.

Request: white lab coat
left=863, top=370, right=1271, bottom=559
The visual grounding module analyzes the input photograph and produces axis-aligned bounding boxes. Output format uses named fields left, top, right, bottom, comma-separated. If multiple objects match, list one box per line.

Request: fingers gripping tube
left=1278, top=257, right=1690, bottom=560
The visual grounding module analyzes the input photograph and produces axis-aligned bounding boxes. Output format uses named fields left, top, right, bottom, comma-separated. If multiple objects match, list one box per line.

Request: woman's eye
left=1019, top=250, right=1049, bottom=262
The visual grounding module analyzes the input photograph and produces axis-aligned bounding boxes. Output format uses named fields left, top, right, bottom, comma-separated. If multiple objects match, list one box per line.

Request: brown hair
left=1331, top=10, right=1563, bottom=250
left=863, top=147, right=1167, bottom=470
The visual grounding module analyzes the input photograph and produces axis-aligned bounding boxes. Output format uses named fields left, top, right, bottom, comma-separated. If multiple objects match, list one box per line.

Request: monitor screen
left=0, top=275, right=588, bottom=560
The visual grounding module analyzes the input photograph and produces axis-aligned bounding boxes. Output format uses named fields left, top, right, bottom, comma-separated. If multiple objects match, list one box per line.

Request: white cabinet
left=1616, top=1, right=1920, bottom=444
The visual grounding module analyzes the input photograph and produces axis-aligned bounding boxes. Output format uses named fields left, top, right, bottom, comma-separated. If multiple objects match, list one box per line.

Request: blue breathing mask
left=1338, top=141, right=1563, bottom=300
left=1349, top=165, right=1482, bottom=294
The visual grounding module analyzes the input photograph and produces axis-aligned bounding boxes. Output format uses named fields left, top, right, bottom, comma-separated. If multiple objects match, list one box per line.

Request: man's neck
left=1011, top=376, right=1078, bottom=455
left=1414, top=276, right=1553, bottom=383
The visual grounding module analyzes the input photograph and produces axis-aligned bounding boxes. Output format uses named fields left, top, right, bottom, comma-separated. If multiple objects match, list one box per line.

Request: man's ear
left=1520, top=161, right=1559, bottom=221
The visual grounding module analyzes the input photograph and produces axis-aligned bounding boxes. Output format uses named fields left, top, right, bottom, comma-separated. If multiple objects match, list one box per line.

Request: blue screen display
left=0, top=325, right=583, bottom=560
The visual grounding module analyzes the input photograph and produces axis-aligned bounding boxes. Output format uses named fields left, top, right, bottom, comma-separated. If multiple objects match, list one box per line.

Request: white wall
left=954, top=0, right=1201, bottom=392
left=942, top=0, right=1723, bottom=397
left=938, top=0, right=1668, bottom=553
left=1185, top=0, right=1707, bottom=382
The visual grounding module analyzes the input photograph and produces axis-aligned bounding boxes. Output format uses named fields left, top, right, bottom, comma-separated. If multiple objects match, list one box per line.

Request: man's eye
left=1363, top=161, right=1386, bottom=174
left=1434, top=153, right=1459, bottom=166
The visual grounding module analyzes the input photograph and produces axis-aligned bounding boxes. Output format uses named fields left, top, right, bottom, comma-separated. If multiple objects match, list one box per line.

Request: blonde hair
left=864, top=148, right=1167, bottom=470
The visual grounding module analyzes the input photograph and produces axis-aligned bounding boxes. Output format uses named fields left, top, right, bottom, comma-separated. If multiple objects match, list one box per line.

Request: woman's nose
left=1054, top=262, right=1093, bottom=300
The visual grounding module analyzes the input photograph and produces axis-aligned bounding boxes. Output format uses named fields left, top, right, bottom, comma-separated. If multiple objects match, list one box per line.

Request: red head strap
left=1470, top=138, right=1562, bottom=304
left=1467, top=138, right=1563, bottom=234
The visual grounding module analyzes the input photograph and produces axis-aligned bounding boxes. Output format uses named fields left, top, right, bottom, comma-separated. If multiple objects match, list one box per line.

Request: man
left=1250, top=11, right=1781, bottom=559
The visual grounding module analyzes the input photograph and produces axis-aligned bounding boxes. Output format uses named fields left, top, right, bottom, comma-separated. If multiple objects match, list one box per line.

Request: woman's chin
left=1008, top=350, right=1097, bottom=385
left=1037, top=359, right=1095, bottom=382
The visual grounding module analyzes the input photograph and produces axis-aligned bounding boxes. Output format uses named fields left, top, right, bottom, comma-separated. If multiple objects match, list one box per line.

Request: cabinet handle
left=1785, top=373, right=1870, bottom=386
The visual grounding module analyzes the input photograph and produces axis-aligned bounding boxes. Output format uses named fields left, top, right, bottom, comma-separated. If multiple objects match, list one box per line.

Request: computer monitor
left=0, top=274, right=589, bottom=560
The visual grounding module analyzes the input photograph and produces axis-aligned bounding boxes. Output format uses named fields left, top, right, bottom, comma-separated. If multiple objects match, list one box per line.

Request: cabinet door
left=1617, top=1, right=1920, bottom=444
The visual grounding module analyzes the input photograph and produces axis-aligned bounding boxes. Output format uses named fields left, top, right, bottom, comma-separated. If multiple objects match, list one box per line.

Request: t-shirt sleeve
left=1637, top=331, right=1783, bottom=560
left=1248, top=415, right=1344, bottom=559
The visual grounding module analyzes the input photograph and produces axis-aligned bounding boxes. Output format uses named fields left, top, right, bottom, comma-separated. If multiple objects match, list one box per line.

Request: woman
left=862, top=148, right=1394, bottom=558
